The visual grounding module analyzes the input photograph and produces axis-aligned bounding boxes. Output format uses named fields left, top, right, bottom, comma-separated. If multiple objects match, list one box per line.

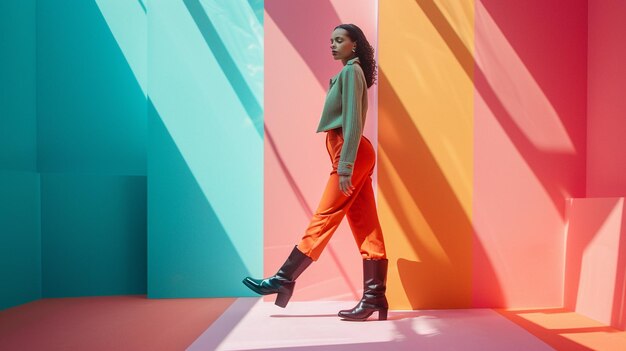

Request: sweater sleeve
left=337, top=64, right=365, bottom=176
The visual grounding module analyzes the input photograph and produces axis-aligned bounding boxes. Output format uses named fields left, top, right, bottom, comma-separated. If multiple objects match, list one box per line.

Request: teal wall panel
left=37, top=0, right=146, bottom=174
left=147, top=0, right=263, bottom=297
left=41, top=174, right=146, bottom=297
left=1, top=0, right=263, bottom=304
left=0, top=0, right=37, bottom=171
left=0, top=0, right=41, bottom=311
left=148, top=107, right=252, bottom=297
left=0, top=171, right=41, bottom=310
left=37, top=1, right=148, bottom=297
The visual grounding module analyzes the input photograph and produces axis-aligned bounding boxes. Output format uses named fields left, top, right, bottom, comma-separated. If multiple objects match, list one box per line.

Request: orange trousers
left=297, top=128, right=387, bottom=261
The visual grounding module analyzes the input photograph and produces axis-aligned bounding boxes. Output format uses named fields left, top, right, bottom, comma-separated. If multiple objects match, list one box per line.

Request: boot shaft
left=276, top=245, right=313, bottom=281
left=363, top=258, right=388, bottom=295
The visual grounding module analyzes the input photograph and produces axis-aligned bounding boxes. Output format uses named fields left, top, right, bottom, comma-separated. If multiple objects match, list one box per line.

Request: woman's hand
left=339, top=174, right=355, bottom=196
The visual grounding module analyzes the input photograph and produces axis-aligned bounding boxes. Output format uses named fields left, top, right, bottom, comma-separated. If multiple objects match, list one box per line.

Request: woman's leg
left=242, top=132, right=376, bottom=308
left=297, top=135, right=376, bottom=261
left=297, top=171, right=367, bottom=261
left=346, top=172, right=387, bottom=260
left=339, top=139, right=389, bottom=321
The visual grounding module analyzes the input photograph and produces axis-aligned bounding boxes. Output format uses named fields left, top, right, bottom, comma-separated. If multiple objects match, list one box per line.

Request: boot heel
left=378, top=308, right=388, bottom=320
left=275, top=282, right=295, bottom=308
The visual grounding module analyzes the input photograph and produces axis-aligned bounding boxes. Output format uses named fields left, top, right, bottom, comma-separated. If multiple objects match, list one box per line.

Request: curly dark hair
left=334, top=23, right=377, bottom=89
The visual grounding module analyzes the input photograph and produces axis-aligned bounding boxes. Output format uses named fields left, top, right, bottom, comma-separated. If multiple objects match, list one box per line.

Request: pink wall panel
left=564, top=197, right=626, bottom=330
left=264, top=0, right=378, bottom=301
left=587, top=0, right=626, bottom=197
left=473, top=0, right=587, bottom=307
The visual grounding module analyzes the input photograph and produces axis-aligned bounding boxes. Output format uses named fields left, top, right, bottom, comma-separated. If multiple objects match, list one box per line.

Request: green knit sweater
left=316, top=56, right=368, bottom=176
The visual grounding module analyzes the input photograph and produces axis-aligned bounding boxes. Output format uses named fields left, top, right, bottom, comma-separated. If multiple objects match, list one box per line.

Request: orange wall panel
left=379, top=0, right=475, bottom=309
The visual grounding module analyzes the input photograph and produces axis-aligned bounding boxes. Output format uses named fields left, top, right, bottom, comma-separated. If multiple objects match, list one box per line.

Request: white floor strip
left=187, top=298, right=555, bottom=351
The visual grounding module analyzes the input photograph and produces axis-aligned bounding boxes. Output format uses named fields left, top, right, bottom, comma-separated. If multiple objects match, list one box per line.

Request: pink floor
left=2, top=296, right=625, bottom=350
left=0, top=295, right=235, bottom=351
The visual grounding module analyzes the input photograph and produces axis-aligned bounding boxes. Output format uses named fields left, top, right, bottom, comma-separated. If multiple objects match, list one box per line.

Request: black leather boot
left=338, top=258, right=388, bottom=321
left=242, top=245, right=313, bottom=308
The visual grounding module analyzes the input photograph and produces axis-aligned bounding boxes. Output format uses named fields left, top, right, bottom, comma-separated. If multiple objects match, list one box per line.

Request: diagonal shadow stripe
left=378, top=68, right=478, bottom=308
left=563, top=199, right=620, bottom=316
left=265, top=0, right=343, bottom=90
left=416, top=0, right=580, bottom=219
left=495, top=308, right=598, bottom=351
left=183, top=0, right=263, bottom=137
left=247, top=0, right=264, bottom=25
left=264, top=127, right=314, bottom=218
left=148, top=97, right=254, bottom=297
left=137, top=0, right=146, bottom=13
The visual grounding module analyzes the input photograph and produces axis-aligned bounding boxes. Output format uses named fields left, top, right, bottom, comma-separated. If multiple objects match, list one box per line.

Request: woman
left=243, top=23, right=388, bottom=321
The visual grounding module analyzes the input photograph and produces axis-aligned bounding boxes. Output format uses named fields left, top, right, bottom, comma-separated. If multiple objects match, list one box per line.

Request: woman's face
left=330, top=28, right=356, bottom=61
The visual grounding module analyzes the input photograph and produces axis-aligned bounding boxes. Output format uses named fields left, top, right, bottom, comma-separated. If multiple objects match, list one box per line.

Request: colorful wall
left=264, top=0, right=588, bottom=310
left=1, top=1, right=624, bottom=329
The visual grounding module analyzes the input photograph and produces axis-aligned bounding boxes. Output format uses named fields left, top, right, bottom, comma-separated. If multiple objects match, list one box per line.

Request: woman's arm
left=337, top=64, right=366, bottom=177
